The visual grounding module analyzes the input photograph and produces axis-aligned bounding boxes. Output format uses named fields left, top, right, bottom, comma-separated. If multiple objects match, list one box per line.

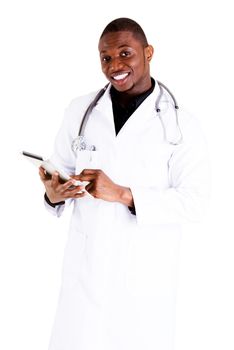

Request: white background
left=0, top=0, right=233, bottom=349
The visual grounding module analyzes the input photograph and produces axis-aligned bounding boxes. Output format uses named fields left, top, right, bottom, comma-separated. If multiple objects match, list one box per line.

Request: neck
left=112, top=78, right=153, bottom=107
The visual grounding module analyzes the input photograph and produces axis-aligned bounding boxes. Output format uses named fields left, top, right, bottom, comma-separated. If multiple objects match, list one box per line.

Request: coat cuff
left=128, top=205, right=136, bottom=215
left=130, top=185, right=208, bottom=227
left=44, top=193, right=65, bottom=207
left=44, top=193, right=66, bottom=217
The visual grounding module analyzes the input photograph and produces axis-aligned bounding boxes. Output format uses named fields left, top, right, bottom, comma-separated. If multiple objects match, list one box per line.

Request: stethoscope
left=71, top=81, right=183, bottom=153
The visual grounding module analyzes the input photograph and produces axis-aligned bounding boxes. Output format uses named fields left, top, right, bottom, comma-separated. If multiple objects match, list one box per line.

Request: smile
left=112, top=72, right=129, bottom=81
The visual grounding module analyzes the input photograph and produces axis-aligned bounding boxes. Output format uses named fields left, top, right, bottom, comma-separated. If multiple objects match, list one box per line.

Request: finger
left=39, top=166, right=47, bottom=181
left=71, top=175, right=82, bottom=181
left=70, top=175, right=87, bottom=185
left=66, top=185, right=85, bottom=194
left=64, top=186, right=86, bottom=199
left=79, top=169, right=101, bottom=176
left=84, top=182, right=100, bottom=198
left=51, top=172, right=60, bottom=188
left=60, top=179, right=80, bottom=192
left=84, top=182, right=93, bottom=193
left=73, top=190, right=87, bottom=199
left=77, top=169, right=102, bottom=182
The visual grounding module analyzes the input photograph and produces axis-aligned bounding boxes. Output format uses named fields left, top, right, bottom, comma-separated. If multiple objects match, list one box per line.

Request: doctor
left=39, top=18, right=210, bottom=350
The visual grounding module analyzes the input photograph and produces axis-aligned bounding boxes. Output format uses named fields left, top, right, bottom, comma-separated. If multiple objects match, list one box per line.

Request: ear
left=144, top=45, right=154, bottom=62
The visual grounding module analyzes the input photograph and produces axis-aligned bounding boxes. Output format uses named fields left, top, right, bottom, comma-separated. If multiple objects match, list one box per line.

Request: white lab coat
left=46, top=82, right=210, bottom=350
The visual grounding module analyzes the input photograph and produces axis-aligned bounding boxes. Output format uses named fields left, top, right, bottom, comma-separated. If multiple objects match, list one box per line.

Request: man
left=40, top=18, right=210, bottom=350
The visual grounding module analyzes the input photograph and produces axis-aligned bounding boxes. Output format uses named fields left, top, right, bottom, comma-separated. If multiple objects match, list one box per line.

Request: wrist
left=118, top=186, right=134, bottom=207
left=44, top=193, right=65, bottom=207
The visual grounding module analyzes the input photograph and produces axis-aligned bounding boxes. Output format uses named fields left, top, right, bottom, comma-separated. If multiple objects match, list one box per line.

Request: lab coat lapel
left=94, top=85, right=116, bottom=138
left=90, top=81, right=161, bottom=150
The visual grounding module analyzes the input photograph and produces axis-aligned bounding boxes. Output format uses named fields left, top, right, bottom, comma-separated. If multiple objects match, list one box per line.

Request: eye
left=101, top=55, right=111, bottom=63
left=120, top=51, right=131, bottom=57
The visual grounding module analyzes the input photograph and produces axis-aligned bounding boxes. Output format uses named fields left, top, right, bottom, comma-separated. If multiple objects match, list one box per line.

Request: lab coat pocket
left=138, top=144, right=173, bottom=186
left=126, top=233, right=179, bottom=297
left=75, top=150, right=100, bottom=174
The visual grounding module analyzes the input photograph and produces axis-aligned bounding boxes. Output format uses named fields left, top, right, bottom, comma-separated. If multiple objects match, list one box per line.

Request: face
left=98, top=31, right=154, bottom=95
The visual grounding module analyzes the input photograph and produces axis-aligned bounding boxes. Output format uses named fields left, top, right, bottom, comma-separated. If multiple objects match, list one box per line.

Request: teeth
left=113, top=73, right=128, bottom=81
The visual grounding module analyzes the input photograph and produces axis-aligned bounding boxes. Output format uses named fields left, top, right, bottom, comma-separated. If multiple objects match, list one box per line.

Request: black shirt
left=110, top=78, right=155, bottom=135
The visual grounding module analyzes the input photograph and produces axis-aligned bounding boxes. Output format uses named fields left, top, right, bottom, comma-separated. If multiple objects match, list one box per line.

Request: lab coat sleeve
left=44, top=198, right=66, bottom=217
left=131, top=114, right=211, bottom=226
left=43, top=95, right=93, bottom=217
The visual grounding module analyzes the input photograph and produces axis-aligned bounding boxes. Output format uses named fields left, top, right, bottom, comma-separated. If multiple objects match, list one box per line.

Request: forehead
left=98, top=31, right=143, bottom=52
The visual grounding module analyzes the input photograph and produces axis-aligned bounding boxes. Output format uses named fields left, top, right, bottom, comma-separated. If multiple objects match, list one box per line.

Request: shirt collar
left=110, top=78, right=156, bottom=110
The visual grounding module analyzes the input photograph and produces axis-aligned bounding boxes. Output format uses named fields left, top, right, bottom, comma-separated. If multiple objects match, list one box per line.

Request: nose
left=108, top=57, right=124, bottom=72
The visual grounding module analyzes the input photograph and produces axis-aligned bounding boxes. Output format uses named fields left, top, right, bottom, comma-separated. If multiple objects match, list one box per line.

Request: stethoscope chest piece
left=71, top=136, right=87, bottom=152
left=71, top=135, right=96, bottom=153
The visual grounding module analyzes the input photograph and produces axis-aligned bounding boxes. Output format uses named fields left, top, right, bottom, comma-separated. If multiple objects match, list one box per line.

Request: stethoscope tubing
left=74, top=81, right=183, bottom=151
left=156, top=82, right=183, bottom=145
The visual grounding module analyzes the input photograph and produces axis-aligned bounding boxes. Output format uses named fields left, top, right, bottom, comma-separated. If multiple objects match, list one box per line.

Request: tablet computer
left=21, top=151, right=81, bottom=184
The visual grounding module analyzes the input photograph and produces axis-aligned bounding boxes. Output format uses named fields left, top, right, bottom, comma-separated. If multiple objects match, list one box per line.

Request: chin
left=113, top=83, right=134, bottom=93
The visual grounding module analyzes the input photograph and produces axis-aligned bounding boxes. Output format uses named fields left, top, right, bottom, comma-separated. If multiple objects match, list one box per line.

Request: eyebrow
left=99, top=44, right=132, bottom=54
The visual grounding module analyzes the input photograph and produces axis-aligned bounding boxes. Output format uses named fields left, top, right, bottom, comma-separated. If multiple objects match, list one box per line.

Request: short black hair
left=100, top=18, right=149, bottom=47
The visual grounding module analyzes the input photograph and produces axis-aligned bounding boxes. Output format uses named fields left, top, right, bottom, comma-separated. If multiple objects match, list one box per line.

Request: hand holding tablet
left=21, top=151, right=83, bottom=186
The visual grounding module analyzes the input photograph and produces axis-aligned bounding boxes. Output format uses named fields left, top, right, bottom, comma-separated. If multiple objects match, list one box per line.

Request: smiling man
left=99, top=28, right=153, bottom=94
left=39, top=18, right=210, bottom=350
left=99, top=26, right=154, bottom=135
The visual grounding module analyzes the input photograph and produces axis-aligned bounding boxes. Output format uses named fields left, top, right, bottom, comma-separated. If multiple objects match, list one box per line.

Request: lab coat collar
left=92, top=79, right=161, bottom=143
left=94, top=78, right=161, bottom=120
